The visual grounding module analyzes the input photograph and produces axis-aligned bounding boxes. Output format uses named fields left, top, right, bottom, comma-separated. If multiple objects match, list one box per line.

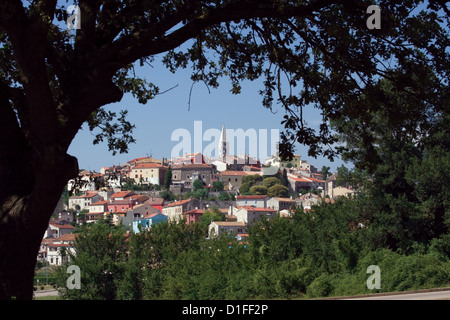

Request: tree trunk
left=0, top=141, right=78, bottom=300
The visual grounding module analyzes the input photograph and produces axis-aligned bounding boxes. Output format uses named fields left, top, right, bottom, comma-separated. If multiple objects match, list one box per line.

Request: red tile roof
left=163, top=199, right=191, bottom=208
left=55, top=233, right=77, bottom=241
left=49, top=223, right=75, bottom=229
left=110, top=191, right=133, bottom=199
left=132, top=163, right=164, bottom=169
left=90, top=200, right=109, bottom=206
left=183, top=209, right=205, bottom=215
left=236, top=195, right=268, bottom=199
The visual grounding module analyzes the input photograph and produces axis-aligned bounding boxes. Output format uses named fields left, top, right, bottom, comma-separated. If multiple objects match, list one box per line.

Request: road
left=34, top=289, right=59, bottom=298
left=343, top=289, right=450, bottom=300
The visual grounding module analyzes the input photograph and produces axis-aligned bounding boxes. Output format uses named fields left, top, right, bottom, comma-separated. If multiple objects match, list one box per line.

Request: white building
left=68, top=191, right=102, bottom=211
left=235, top=195, right=269, bottom=208
left=208, top=221, right=247, bottom=238
left=233, top=206, right=277, bottom=225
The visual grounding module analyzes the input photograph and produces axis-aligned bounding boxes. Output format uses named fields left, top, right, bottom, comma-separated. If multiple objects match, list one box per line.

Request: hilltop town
left=39, top=126, right=355, bottom=267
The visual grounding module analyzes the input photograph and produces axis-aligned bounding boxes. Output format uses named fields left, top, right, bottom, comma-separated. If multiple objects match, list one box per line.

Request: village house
left=43, top=223, right=76, bottom=238
left=280, top=154, right=302, bottom=169
left=324, top=174, right=356, bottom=199
left=208, top=221, right=247, bottom=238
left=162, top=198, right=203, bottom=222
left=298, top=160, right=318, bottom=173
left=233, top=206, right=277, bottom=225
left=296, top=193, right=322, bottom=210
left=182, top=209, right=205, bottom=225
left=46, top=233, right=77, bottom=266
left=130, top=163, right=167, bottom=186
left=39, top=232, right=77, bottom=266
left=68, top=191, right=102, bottom=211
left=267, top=197, right=297, bottom=211
left=171, top=163, right=216, bottom=188
left=109, top=190, right=135, bottom=200
left=66, top=170, right=97, bottom=192
left=219, top=170, right=248, bottom=191
left=127, top=156, right=163, bottom=167
left=132, top=212, right=168, bottom=233
left=121, top=202, right=162, bottom=228
left=106, top=195, right=149, bottom=225
left=85, top=200, right=108, bottom=223
left=235, top=195, right=269, bottom=208
left=171, top=152, right=205, bottom=165
left=287, top=174, right=325, bottom=194
left=145, top=197, right=165, bottom=212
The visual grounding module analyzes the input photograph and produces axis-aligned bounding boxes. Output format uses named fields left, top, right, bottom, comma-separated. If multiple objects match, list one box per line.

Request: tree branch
left=93, top=0, right=341, bottom=75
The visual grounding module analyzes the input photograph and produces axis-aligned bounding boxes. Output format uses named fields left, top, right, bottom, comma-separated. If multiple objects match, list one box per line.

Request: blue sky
left=68, top=54, right=347, bottom=173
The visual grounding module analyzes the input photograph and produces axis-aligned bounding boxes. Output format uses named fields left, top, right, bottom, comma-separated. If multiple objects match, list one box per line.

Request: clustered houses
left=40, top=144, right=356, bottom=266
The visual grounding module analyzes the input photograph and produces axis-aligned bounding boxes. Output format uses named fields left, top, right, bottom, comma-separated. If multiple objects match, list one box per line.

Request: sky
left=67, top=53, right=347, bottom=173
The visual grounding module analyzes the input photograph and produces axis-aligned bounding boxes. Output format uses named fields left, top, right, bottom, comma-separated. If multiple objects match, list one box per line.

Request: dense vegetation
left=54, top=192, right=450, bottom=300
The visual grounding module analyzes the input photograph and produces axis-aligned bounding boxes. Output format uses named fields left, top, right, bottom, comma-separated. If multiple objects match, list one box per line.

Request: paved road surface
left=34, top=289, right=59, bottom=298
left=344, top=289, right=450, bottom=300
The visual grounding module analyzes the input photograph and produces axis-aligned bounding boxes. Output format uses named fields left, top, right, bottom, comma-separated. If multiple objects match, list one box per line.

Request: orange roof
left=90, top=200, right=109, bottom=206
left=81, top=191, right=98, bottom=198
left=183, top=209, right=205, bottom=215
left=236, top=195, right=268, bottom=199
left=55, top=233, right=77, bottom=241
left=163, top=199, right=191, bottom=208
left=132, top=163, right=163, bottom=169
left=110, top=191, right=133, bottom=199
left=49, top=223, right=75, bottom=229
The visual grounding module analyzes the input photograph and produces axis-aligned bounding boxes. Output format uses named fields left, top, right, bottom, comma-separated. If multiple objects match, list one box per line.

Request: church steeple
left=218, top=124, right=228, bottom=161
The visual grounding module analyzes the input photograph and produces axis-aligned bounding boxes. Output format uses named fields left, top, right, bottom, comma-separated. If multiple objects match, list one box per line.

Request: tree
left=267, top=184, right=289, bottom=198
left=160, top=190, right=176, bottom=202
left=242, top=174, right=263, bottom=187
left=250, top=185, right=268, bottom=195
left=212, top=181, right=224, bottom=192
left=193, top=179, right=204, bottom=191
left=164, top=165, right=172, bottom=190
left=239, top=182, right=251, bottom=195
left=281, top=168, right=289, bottom=188
left=0, top=0, right=448, bottom=299
left=56, top=218, right=128, bottom=300
left=262, top=177, right=281, bottom=189
left=319, top=166, right=331, bottom=180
